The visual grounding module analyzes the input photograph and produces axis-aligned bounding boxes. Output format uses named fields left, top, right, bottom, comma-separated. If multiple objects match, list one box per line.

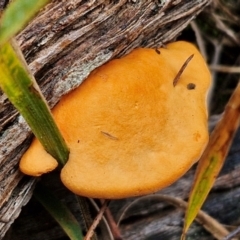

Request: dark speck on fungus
left=187, top=83, right=196, bottom=90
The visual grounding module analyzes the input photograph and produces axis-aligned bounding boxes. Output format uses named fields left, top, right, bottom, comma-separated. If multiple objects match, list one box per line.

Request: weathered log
left=0, top=0, right=210, bottom=238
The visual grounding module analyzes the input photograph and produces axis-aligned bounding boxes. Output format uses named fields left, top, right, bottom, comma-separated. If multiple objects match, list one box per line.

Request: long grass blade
left=0, top=0, right=50, bottom=45
left=182, top=82, right=240, bottom=239
left=0, top=40, right=69, bottom=165
left=34, top=183, right=83, bottom=240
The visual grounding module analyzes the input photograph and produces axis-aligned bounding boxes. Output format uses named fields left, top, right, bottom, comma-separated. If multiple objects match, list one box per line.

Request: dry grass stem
left=117, top=194, right=232, bottom=240
left=84, top=200, right=109, bottom=240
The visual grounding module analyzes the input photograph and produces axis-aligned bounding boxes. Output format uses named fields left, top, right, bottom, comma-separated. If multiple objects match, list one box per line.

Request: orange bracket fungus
left=20, top=41, right=211, bottom=199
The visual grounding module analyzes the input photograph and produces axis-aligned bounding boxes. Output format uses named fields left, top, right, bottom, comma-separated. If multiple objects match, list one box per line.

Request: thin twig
left=212, top=12, right=240, bottom=45
left=207, top=39, right=223, bottom=108
left=173, top=54, right=194, bottom=87
left=100, top=199, right=123, bottom=240
left=117, top=194, right=233, bottom=240
left=88, top=198, right=114, bottom=240
left=209, top=65, right=240, bottom=74
left=190, top=21, right=207, bottom=60
left=223, top=225, right=240, bottom=240
left=211, top=40, right=223, bottom=83
left=76, top=196, right=98, bottom=240
left=84, top=200, right=110, bottom=240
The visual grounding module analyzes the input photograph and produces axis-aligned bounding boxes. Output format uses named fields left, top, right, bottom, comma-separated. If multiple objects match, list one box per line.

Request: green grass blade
left=34, top=183, right=83, bottom=240
left=182, top=83, right=240, bottom=239
left=0, top=41, right=69, bottom=165
left=0, top=0, right=50, bottom=45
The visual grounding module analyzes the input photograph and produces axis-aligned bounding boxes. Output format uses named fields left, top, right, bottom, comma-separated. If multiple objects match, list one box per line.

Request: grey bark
left=0, top=0, right=210, bottom=238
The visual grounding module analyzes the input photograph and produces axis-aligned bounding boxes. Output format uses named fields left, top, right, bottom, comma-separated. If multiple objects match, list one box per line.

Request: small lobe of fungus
left=173, top=54, right=194, bottom=87
left=187, top=83, right=196, bottom=90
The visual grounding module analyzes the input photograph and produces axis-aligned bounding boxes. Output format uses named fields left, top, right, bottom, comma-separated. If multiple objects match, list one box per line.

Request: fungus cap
left=20, top=41, right=211, bottom=199
left=19, top=138, right=58, bottom=176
